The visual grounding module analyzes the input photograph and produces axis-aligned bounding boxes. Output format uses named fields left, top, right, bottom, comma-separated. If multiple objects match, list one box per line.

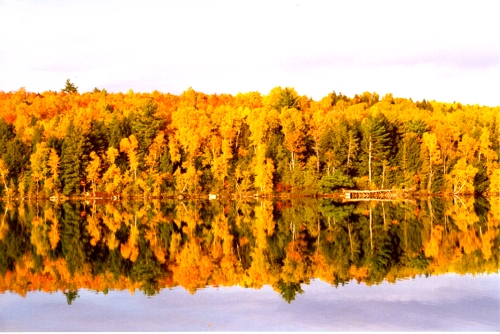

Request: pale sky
left=0, top=0, right=498, bottom=106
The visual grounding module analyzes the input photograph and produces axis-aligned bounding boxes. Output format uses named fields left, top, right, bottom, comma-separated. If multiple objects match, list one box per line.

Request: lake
left=0, top=197, right=499, bottom=331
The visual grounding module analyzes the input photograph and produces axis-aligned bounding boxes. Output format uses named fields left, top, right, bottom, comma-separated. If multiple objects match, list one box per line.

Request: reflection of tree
left=61, top=203, right=88, bottom=275
left=319, top=200, right=358, bottom=279
left=395, top=202, right=424, bottom=267
left=355, top=203, right=401, bottom=283
left=276, top=279, right=304, bottom=303
left=63, top=290, right=79, bottom=305
left=320, top=220, right=352, bottom=284
left=30, top=214, right=50, bottom=257
left=130, top=247, right=163, bottom=296
left=0, top=198, right=498, bottom=302
left=0, top=203, right=30, bottom=275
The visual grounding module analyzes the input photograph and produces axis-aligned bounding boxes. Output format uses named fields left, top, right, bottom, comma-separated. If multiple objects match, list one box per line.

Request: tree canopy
left=0, top=85, right=498, bottom=198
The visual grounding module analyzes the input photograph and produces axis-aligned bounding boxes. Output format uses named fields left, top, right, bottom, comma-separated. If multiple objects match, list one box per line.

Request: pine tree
left=131, top=101, right=162, bottom=157
left=108, top=115, right=132, bottom=149
left=60, top=123, right=91, bottom=195
left=3, top=138, right=30, bottom=182
left=0, top=159, right=9, bottom=195
left=361, top=115, right=390, bottom=187
left=320, top=117, right=359, bottom=176
left=90, top=120, right=109, bottom=156
left=0, top=119, right=15, bottom=155
left=270, top=87, right=300, bottom=111
left=396, top=133, right=421, bottom=189
left=62, top=79, right=78, bottom=93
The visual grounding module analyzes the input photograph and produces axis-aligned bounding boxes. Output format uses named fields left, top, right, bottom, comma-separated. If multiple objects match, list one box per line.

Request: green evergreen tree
left=60, top=123, right=91, bottom=195
left=108, top=115, right=132, bottom=149
left=3, top=138, right=30, bottom=182
left=319, top=171, right=355, bottom=192
left=396, top=133, right=422, bottom=189
left=360, top=115, right=390, bottom=187
left=320, top=117, right=359, bottom=176
left=272, top=87, right=300, bottom=111
left=90, top=120, right=109, bottom=155
left=0, top=119, right=15, bottom=155
left=328, top=91, right=351, bottom=106
left=62, top=79, right=78, bottom=93
left=406, top=119, right=429, bottom=138
left=131, top=101, right=162, bottom=157
left=107, top=115, right=132, bottom=172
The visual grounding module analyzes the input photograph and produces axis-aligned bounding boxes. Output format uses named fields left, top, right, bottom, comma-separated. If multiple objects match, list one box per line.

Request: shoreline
left=1, top=190, right=496, bottom=203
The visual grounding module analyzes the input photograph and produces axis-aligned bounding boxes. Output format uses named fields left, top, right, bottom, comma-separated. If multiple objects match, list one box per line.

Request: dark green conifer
left=131, top=101, right=163, bottom=156
left=60, top=123, right=91, bottom=195
left=62, top=79, right=78, bottom=93
left=360, top=115, right=390, bottom=187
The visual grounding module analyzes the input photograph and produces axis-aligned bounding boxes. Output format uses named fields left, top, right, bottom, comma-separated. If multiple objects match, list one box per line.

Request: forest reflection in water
left=0, top=196, right=498, bottom=304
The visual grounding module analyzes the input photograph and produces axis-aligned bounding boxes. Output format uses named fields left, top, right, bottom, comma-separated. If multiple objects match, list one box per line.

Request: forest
left=0, top=81, right=499, bottom=199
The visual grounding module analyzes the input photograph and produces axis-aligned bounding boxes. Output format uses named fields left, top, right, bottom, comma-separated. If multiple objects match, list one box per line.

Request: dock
left=342, top=189, right=413, bottom=201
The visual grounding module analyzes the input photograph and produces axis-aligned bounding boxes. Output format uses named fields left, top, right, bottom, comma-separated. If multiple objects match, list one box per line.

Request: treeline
left=0, top=84, right=499, bottom=198
left=0, top=198, right=498, bottom=301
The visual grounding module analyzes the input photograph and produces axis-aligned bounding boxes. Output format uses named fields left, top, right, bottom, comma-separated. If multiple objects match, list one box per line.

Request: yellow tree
left=253, top=148, right=275, bottom=194
left=477, top=127, right=498, bottom=165
left=233, top=165, right=253, bottom=196
left=457, top=134, right=478, bottom=165
left=102, top=147, right=122, bottom=195
left=247, top=106, right=279, bottom=194
left=477, top=128, right=499, bottom=189
left=0, top=158, right=9, bottom=196
left=144, top=132, right=165, bottom=173
left=279, top=107, right=307, bottom=172
left=170, top=106, right=211, bottom=193
left=421, top=132, right=442, bottom=193
left=447, top=158, right=478, bottom=194
left=120, top=134, right=139, bottom=183
left=488, top=169, right=500, bottom=194
left=205, top=105, right=241, bottom=191
left=45, top=149, right=60, bottom=196
left=433, top=122, right=459, bottom=176
left=174, top=164, right=202, bottom=194
left=85, top=151, right=101, bottom=197
left=307, top=107, right=328, bottom=173
left=30, top=142, right=50, bottom=196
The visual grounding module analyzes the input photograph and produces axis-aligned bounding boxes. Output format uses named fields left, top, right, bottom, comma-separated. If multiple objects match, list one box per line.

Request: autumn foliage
left=0, top=86, right=498, bottom=199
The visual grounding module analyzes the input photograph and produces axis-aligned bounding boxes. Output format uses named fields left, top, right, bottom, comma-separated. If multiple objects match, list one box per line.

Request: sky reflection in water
left=1, top=273, right=498, bottom=331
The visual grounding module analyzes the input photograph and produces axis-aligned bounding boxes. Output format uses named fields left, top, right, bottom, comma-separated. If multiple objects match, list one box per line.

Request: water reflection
left=0, top=197, right=498, bottom=303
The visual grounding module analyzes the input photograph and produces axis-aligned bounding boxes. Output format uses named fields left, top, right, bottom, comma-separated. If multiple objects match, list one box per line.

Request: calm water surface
left=1, top=274, right=499, bottom=331
left=0, top=197, right=499, bottom=331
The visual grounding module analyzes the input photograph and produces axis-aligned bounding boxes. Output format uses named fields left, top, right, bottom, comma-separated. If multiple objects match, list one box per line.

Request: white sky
left=0, top=0, right=498, bottom=105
